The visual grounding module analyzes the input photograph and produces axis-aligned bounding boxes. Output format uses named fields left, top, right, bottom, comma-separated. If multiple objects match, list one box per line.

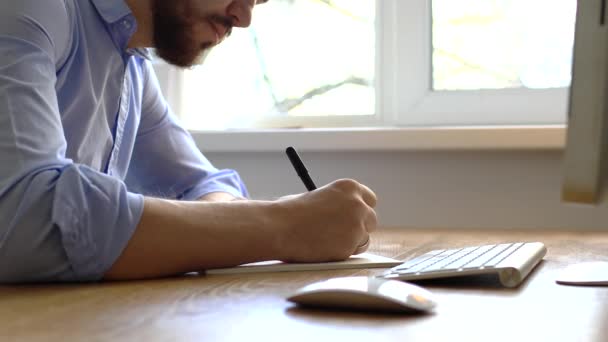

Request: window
left=156, top=0, right=576, bottom=131
left=170, top=0, right=377, bottom=130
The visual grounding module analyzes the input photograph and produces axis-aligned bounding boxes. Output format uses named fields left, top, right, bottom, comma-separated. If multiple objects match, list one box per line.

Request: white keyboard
left=381, top=242, right=547, bottom=288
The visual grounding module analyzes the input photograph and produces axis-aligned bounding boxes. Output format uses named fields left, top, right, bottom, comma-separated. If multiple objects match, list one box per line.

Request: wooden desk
left=1, top=228, right=607, bottom=342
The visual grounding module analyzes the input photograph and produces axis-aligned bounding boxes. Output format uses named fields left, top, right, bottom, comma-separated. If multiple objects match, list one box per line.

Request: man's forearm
left=198, top=192, right=244, bottom=202
left=103, top=197, right=280, bottom=280
left=103, top=179, right=377, bottom=281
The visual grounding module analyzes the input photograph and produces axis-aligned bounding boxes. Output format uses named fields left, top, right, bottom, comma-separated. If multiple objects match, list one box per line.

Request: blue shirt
left=0, top=0, right=248, bottom=283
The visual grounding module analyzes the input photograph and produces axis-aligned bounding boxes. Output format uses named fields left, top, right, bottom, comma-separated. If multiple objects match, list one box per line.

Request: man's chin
left=157, top=47, right=214, bottom=68
left=191, top=47, right=214, bottom=66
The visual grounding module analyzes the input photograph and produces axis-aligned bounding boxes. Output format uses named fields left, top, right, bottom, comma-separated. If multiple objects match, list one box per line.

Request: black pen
left=286, top=146, right=317, bottom=191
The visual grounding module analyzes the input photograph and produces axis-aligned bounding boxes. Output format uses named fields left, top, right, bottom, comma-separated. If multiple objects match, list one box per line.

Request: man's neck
left=124, top=0, right=154, bottom=48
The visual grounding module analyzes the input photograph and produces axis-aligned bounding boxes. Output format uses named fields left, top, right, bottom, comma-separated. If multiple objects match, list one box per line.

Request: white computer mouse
left=287, top=276, right=437, bottom=313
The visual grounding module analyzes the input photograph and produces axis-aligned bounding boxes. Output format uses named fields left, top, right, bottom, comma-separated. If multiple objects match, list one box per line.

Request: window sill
left=190, top=125, right=565, bottom=153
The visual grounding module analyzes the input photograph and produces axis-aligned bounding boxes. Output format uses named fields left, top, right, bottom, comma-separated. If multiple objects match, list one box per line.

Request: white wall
left=203, top=149, right=608, bottom=230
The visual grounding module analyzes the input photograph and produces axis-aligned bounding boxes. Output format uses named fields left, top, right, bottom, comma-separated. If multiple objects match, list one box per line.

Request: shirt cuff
left=180, top=168, right=249, bottom=201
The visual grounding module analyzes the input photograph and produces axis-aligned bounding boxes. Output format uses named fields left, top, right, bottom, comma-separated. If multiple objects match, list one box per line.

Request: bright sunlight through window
left=179, top=0, right=376, bottom=130
left=432, top=0, right=576, bottom=91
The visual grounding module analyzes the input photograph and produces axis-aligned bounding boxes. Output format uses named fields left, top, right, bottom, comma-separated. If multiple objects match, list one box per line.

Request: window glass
left=180, top=0, right=376, bottom=130
left=432, top=0, right=576, bottom=91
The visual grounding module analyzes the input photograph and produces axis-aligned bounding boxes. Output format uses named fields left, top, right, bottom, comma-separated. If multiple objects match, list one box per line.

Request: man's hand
left=271, top=179, right=378, bottom=263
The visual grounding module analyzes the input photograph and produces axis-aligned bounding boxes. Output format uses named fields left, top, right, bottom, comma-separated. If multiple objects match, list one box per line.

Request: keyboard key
left=448, top=244, right=497, bottom=269
left=405, top=249, right=463, bottom=273
left=392, top=250, right=446, bottom=271
left=483, top=243, right=524, bottom=267
left=461, top=243, right=513, bottom=269
left=423, top=246, right=482, bottom=271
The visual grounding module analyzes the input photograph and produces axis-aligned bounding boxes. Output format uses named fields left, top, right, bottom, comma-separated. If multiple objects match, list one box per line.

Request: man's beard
left=152, top=0, right=213, bottom=68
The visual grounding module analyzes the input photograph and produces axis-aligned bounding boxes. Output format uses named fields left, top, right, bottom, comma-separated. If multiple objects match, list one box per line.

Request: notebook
left=205, top=253, right=402, bottom=275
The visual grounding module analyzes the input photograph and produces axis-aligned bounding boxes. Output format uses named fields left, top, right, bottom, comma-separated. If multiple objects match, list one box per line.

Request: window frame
left=153, top=0, right=570, bottom=151
left=386, top=0, right=569, bottom=127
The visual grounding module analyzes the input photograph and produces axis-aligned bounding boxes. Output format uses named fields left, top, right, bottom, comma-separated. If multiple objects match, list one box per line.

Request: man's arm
left=199, top=192, right=244, bottom=202
left=104, top=198, right=278, bottom=279
left=104, top=179, right=378, bottom=280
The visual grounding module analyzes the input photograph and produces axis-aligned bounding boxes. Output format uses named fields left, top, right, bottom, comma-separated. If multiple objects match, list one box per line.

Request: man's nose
left=227, top=1, right=253, bottom=28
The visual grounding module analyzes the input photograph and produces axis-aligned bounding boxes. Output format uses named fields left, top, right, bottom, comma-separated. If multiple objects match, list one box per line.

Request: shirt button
left=122, top=20, right=131, bottom=29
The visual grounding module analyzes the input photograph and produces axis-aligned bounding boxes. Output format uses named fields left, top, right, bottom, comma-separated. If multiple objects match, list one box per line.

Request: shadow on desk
left=409, top=261, right=544, bottom=289
left=285, top=305, right=433, bottom=322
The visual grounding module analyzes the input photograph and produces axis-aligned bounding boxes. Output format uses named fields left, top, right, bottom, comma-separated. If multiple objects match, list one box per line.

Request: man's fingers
left=358, top=183, right=377, bottom=208
left=353, top=234, right=370, bottom=255
left=329, top=179, right=376, bottom=208
left=365, top=208, right=378, bottom=233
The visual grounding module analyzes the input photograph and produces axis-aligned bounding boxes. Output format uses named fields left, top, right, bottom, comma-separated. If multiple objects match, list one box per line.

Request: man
left=0, top=0, right=377, bottom=283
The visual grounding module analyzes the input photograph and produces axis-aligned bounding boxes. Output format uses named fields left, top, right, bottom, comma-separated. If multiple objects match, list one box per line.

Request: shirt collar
left=89, top=0, right=133, bottom=24
left=89, top=0, right=152, bottom=61
left=129, top=48, right=153, bottom=60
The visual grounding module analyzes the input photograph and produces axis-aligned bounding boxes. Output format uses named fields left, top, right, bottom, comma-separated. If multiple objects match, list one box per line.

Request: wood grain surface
left=1, top=228, right=607, bottom=342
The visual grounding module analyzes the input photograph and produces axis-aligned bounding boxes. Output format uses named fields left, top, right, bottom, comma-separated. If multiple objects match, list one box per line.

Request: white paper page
left=205, top=253, right=402, bottom=275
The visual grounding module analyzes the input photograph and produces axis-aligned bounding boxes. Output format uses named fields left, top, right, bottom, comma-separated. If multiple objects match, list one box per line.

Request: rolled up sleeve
left=0, top=2, right=143, bottom=283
